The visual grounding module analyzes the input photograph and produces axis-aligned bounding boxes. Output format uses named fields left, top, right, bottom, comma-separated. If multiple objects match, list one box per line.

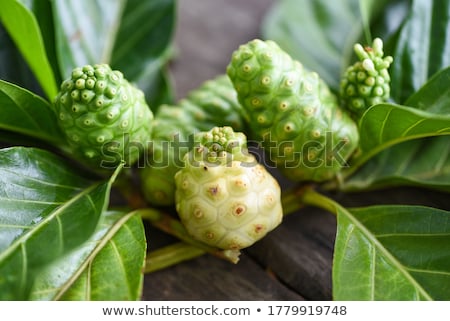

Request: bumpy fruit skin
left=226, top=39, right=359, bottom=182
left=55, top=64, right=153, bottom=168
left=340, top=38, right=393, bottom=118
left=140, top=75, right=245, bottom=206
left=175, top=127, right=283, bottom=250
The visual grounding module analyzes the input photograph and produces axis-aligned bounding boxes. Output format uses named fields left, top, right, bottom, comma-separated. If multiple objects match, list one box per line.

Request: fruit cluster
left=53, top=38, right=391, bottom=250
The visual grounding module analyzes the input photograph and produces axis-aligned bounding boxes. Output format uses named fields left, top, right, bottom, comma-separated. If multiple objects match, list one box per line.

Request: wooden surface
left=142, top=0, right=450, bottom=301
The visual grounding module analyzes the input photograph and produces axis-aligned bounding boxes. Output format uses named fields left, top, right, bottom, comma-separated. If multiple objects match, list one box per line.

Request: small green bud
left=340, top=38, right=393, bottom=118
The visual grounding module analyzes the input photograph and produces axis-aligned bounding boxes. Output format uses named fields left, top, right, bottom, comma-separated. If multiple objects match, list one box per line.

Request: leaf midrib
left=52, top=211, right=136, bottom=300
left=340, top=207, right=433, bottom=300
left=0, top=182, right=99, bottom=262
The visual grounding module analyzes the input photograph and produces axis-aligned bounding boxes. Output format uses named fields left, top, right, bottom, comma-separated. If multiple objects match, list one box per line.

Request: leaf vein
left=0, top=183, right=99, bottom=263
left=376, top=232, right=450, bottom=238
left=378, top=108, right=393, bottom=145
left=401, top=118, right=427, bottom=137
left=341, top=209, right=433, bottom=300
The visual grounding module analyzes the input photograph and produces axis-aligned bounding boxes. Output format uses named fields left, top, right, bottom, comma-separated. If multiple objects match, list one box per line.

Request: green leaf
left=30, top=211, right=146, bottom=301
left=0, top=26, right=43, bottom=96
left=0, top=80, right=64, bottom=146
left=52, top=0, right=124, bottom=77
left=52, top=0, right=175, bottom=106
left=339, top=137, right=450, bottom=192
left=112, top=0, right=176, bottom=107
left=405, top=66, right=450, bottom=115
left=111, top=0, right=174, bottom=80
left=261, top=0, right=389, bottom=92
left=389, top=0, right=450, bottom=103
left=0, top=0, right=58, bottom=100
left=30, top=0, right=62, bottom=87
left=358, top=103, right=450, bottom=155
left=0, top=147, right=121, bottom=300
left=333, top=205, right=450, bottom=300
left=341, top=68, right=450, bottom=192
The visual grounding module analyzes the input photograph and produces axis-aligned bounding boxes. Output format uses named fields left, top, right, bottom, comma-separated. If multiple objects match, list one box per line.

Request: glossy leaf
left=389, top=0, right=450, bottom=103
left=0, top=26, right=44, bottom=97
left=340, top=137, right=450, bottom=192
left=116, top=0, right=175, bottom=108
left=0, top=147, right=120, bottom=300
left=52, top=0, right=124, bottom=77
left=52, top=0, right=175, bottom=106
left=30, top=211, right=146, bottom=301
left=358, top=103, right=450, bottom=155
left=0, top=80, right=64, bottom=146
left=405, top=66, right=450, bottom=115
left=0, top=0, right=58, bottom=100
left=261, top=0, right=389, bottom=92
left=30, top=0, right=62, bottom=87
left=333, top=205, right=450, bottom=300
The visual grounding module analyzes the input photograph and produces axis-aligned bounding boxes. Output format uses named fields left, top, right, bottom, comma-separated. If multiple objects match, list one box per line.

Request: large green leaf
left=52, top=0, right=123, bottom=77
left=389, top=0, right=450, bottom=103
left=0, top=26, right=43, bottom=97
left=261, top=0, right=390, bottom=92
left=0, top=80, right=64, bottom=146
left=405, top=66, right=450, bottom=115
left=52, top=0, right=175, bottom=106
left=333, top=205, right=450, bottom=300
left=357, top=103, right=450, bottom=155
left=0, top=147, right=120, bottom=300
left=339, top=137, right=450, bottom=192
left=0, top=0, right=58, bottom=100
left=30, top=211, right=146, bottom=301
left=110, top=0, right=174, bottom=82
left=29, top=0, right=62, bottom=87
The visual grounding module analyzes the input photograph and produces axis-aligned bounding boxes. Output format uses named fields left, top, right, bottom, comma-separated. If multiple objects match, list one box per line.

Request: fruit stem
left=299, top=187, right=342, bottom=217
left=138, top=208, right=241, bottom=264
left=144, top=242, right=205, bottom=273
left=280, top=186, right=308, bottom=215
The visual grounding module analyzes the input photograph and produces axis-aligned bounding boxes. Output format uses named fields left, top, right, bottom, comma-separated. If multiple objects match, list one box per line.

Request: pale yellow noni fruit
left=174, top=127, right=283, bottom=250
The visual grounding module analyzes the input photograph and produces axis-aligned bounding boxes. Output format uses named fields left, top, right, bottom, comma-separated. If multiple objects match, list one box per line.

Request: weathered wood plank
left=143, top=254, right=304, bottom=300
left=246, top=207, right=335, bottom=300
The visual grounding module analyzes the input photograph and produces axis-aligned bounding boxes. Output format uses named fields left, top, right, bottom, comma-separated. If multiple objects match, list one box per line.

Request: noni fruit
left=340, top=38, right=393, bottom=118
left=140, top=75, right=245, bottom=206
left=55, top=64, right=153, bottom=168
left=175, top=126, right=283, bottom=250
left=226, top=39, right=359, bottom=182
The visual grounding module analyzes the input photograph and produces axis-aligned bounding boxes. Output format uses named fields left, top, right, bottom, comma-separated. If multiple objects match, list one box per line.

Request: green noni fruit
left=340, top=38, right=393, bottom=118
left=140, top=75, right=245, bottom=206
left=55, top=64, right=153, bottom=168
left=175, top=126, right=283, bottom=250
left=226, top=39, right=359, bottom=182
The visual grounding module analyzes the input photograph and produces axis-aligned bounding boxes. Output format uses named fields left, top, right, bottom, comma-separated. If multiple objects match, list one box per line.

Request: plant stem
left=280, top=185, right=309, bottom=215
left=145, top=242, right=205, bottom=273
left=138, top=208, right=241, bottom=264
left=299, top=187, right=343, bottom=217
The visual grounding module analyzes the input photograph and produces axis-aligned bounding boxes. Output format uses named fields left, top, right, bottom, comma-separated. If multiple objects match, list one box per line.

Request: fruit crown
left=58, top=64, right=125, bottom=109
left=186, top=126, right=251, bottom=166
